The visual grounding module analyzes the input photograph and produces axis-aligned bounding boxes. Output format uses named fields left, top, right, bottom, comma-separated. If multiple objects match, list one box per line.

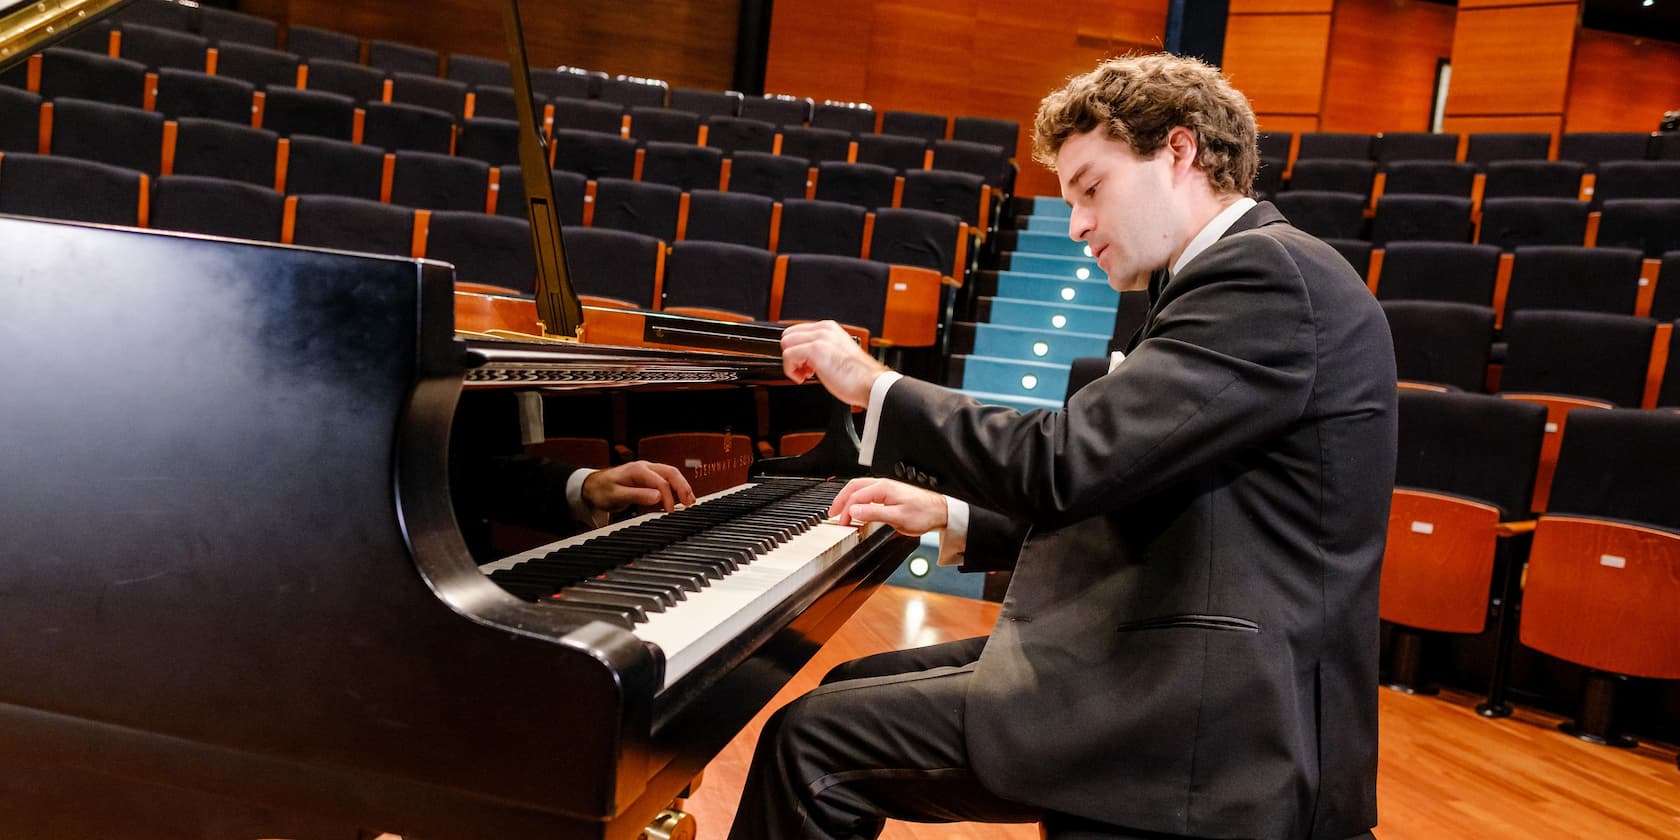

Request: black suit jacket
left=872, top=203, right=1395, bottom=839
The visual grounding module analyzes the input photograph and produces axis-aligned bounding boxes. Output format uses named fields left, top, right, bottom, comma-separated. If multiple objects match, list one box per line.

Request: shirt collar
left=1169, top=197, right=1258, bottom=278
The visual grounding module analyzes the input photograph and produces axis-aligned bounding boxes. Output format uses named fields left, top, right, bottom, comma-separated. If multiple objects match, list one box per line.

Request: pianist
left=731, top=54, right=1394, bottom=840
left=450, top=392, right=695, bottom=560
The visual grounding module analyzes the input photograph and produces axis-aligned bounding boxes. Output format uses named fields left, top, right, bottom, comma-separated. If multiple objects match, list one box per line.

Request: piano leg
left=639, top=808, right=696, bottom=840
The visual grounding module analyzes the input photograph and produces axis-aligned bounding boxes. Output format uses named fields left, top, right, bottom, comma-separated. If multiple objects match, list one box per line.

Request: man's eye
left=1085, top=184, right=1098, bottom=198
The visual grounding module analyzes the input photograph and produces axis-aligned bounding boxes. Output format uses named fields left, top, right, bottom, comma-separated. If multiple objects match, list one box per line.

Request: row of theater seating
left=1259, top=158, right=1680, bottom=208
left=1258, top=129, right=1680, bottom=170
left=1380, top=390, right=1680, bottom=747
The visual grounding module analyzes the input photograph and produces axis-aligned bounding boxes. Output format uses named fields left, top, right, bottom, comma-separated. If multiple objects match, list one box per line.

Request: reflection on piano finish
left=0, top=216, right=913, bottom=839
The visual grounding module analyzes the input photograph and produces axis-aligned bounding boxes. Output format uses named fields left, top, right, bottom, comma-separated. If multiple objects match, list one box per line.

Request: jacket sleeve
left=956, top=505, right=1030, bottom=573
left=871, top=232, right=1318, bottom=529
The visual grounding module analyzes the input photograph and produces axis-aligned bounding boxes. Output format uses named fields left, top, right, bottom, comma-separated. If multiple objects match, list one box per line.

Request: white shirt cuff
left=565, top=467, right=610, bottom=529
left=937, top=496, right=969, bottom=566
left=857, top=371, right=903, bottom=468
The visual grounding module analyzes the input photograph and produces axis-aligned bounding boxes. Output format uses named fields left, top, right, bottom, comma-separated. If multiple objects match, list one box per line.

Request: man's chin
left=1106, top=269, right=1153, bottom=292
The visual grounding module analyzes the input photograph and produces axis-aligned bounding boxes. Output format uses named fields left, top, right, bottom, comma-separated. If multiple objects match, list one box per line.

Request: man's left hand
left=582, top=460, right=696, bottom=513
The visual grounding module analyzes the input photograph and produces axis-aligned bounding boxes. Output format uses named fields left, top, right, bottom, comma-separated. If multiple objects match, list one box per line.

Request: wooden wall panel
left=1566, top=28, right=1680, bottom=133
left=1222, top=10, right=1333, bottom=126
left=1320, top=0, right=1455, bottom=134
left=765, top=0, right=1168, bottom=197
left=1229, top=0, right=1333, bottom=12
left=1444, top=2, right=1578, bottom=118
left=268, top=0, right=741, bottom=90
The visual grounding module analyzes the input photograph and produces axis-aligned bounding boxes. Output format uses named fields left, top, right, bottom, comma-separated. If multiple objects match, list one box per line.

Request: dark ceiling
left=1582, top=0, right=1680, bottom=44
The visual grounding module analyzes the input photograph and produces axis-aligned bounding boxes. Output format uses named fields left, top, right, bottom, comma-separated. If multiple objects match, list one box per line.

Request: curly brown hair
left=1032, top=53, right=1258, bottom=197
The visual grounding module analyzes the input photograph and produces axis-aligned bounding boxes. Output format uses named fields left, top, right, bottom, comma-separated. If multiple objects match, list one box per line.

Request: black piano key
left=549, top=591, right=647, bottom=623
left=640, top=548, right=737, bottom=574
left=601, top=568, right=705, bottom=592
left=573, top=578, right=682, bottom=606
left=568, top=581, right=667, bottom=613
left=533, top=600, right=636, bottom=630
left=631, top=557, right=724, bottom=581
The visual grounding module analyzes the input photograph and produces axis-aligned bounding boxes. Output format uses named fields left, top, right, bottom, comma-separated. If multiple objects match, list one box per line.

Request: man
left=729, top=53, right=1394, bottom=840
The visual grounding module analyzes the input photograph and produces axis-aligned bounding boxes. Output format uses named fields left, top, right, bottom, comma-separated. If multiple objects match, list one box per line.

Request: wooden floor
left=683, top=586, right=1680, bottom=840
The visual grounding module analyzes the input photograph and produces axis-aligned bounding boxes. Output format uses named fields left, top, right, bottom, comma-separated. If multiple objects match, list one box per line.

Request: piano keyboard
left=480, top=477, right=880, bottom=690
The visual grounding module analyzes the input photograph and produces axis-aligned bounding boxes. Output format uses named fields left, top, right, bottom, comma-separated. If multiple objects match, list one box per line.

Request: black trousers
left=725, top=635, right=1040, bottom=840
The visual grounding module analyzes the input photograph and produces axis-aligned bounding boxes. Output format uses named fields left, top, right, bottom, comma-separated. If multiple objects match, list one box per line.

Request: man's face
left=1057, top=129, right=1182, bottom=292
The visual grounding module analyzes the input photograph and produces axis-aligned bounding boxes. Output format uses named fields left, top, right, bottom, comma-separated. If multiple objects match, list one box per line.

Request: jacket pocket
left=1115, top=613, right=1261, bottom=634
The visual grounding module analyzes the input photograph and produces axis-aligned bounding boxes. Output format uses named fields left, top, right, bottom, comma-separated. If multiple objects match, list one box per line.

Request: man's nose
left=1067, top=208, right=1092, bottom=242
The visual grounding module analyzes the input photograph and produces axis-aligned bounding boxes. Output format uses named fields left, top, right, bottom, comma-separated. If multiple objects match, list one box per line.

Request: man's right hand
left=828, top=477, right=948, bottom=537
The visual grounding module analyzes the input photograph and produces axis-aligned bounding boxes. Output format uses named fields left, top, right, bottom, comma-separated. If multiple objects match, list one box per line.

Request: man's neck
left=1166, top=192, right=1247, bottom=271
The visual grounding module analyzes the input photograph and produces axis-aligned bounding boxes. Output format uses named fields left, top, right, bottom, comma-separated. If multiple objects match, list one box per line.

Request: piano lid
left=0, top=0, right=131, bottom=71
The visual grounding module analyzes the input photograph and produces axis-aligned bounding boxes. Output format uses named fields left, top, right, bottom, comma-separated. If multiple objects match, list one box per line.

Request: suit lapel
left=1136, top=201, right=1286, bottom=340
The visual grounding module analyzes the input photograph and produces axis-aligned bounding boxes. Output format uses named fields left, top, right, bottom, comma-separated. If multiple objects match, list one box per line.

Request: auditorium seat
left=1296, top=132, right=1373, bottom=161
left=213, top=43, right=300, bottom=88
left=741, top=93, right=811, bottom=128
left=1476, top=198, right=1589, bottom=250
left=1288, top=159, right=1376, bottom=198
left=1654, top=253, right=1680, bottom=321
left=725, top=150, right=809, bottom=200
left=952, top=116, right=1019, bottom=155
left=550, top=129, right=636, bottom=180
left=778, top=126, right=853, bottom=165
left=284, top=25, right=361, bottom=64
left=171, top=118, right=278, bottom=187
left=1558, top=132, right=1653, bottom=170
left=389, top=72, right=468, bottom=119
left=660, top=240, right=779, bottom=321
left=1254, top=157, right=1284, bottom=199
left=280, top=135, right=385, bottom=200
left=1380, top=390, right=1545, bottom=692
left=1374, top=131, right=1459, bottom=163
left=114, top=0, right=197, bottom=32
left=48, top=98, right=165, bottom=175
left=703, top=115, right=777, bottom=154
left=458, top=117, right=520, bottom=165
left=531, top=68, right=599, bottom=102
left=591, top=177, right=683, bottom=241
left=551, top=96, right=626, bottom=136
left=563, top=226, right=665, bottom=309
left=1271, top=191, right=1366, bottom=240
left=1500, top=310, right=1657, bottom=510
left=493, top=166, right=587, bottom=224
left=200, top=7, right=278, bottom=48
left=1503, top=246, right=1643, bottom=320
left=683, top=189, right=775, bottom=250
left=366, top=39, right=439, bottom=76
left=466, top=84, right=534, bottom=122
left=1382, top=300, right=1495, bottom=392
left=390, top=151, right=489, bottom=212
left=260, top=85, right=357, bottom=141
left=1481, top=161, right=1585, bottom=200
left=1517, top=408, right=1680, bottom=745
left=900, top=169, right=986, bottom=229
left=1595, top=199, right=1680, bottom=258
left=870, top=207, right=967, bottom=281
left=1257, top=130, right=1292, bottom=161
left=811, top=101, right=876, bottom=134
left=423, top=210, right=535, bottom=292
left=1325, top=238, right=1372, bottom=280
left=153, top=67, right=254, bottom=123
left=287, top=193, right=414, bottom=255
left=640, top=141, right=724, bottom=192
left=777, top=198, right=867, bottom=257
left=669, top=87, right=743, bottom=118
left=0, top=86, right=41, bottom=153
left=781, top=254, right=935, bottom=347
left=854, top=133, right=929, bottom=172
left=1465, top=132, right=1550, bottom=167
left=1370, top=195, right=1473, bottom=245
left=879, top=110, right=947, bottom=142
left=598, top=76, right=669, bottom=109
left=1591, top=161, right=1680, bottom=204
left=38, top=47, right=148, bottom=108
left=149, top=174, right=284, bottom=241
left=628, top=107, right=702, bottom=145
left=362, top=101, right=455, bottom=155
left=116, top=23, right=208, bottom=72
left=1380, top=160, right=1475, bottom=198
left=303, top=58, right=386, bottom=105
left=812, top=161, right=897, bottom=209
left=1660, top=335, right=1680, bottom=405
left=1374, top=241, right=1501, bottom=307
left=445, top=54, right=511, bottom=88
left=0, top=152, right=147, bottom=226
left=930, top=139, right=1013, bottom=190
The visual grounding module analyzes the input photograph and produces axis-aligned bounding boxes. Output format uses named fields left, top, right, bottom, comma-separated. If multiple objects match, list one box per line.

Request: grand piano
left=0, top=2, right=916, bottom=837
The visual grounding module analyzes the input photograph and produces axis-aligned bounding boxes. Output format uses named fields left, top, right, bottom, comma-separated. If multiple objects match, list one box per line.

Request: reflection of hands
left=582, top=461, right=697, bottom=513
left=828, top=477, right=948, bottom=537
left=780, top=320, right=890, bottom=408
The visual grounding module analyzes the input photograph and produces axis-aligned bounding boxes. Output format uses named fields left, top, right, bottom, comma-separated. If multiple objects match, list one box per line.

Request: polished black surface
left=0, top=215, right=911, bottom=838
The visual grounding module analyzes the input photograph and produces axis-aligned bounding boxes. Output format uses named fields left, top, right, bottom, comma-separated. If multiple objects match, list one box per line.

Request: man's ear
left=1167, top=126, right=1199, bottom=178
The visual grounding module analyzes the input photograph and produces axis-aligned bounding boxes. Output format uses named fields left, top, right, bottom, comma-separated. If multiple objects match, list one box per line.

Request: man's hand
left=828, top=477, right=948, bottom=537
left=582, top=461, right=696, bottom=513
left=780, top=320, right=891, bottom=408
